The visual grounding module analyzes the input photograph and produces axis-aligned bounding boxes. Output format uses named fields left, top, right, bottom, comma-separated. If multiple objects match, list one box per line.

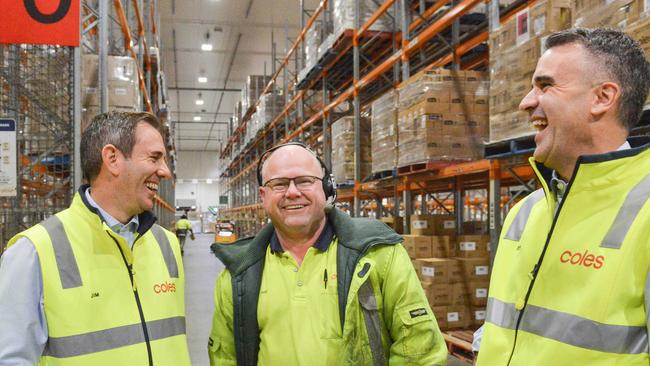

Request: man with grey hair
left=0, top=111, right=191, bottom=365
left=476, top=28, right=650, bottom=365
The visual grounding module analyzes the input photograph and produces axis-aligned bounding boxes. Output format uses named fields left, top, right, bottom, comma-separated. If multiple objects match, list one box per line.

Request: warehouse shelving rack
left=220, top=0, right=493, bottom=214
left=81, top=0, right=176, bottom=229
left=218, top=0, right=541, bottom=248
left=0, top=1, right=174, bottom=255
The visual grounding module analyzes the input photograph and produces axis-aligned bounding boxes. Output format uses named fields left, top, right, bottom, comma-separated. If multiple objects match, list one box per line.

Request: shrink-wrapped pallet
left=331, top=116, right=371, bottom=183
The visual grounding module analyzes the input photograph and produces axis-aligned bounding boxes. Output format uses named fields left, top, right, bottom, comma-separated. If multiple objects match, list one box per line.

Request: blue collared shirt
left=269, top=219, right=334, bottom=254
left=0, top=187, right=141, bottom=364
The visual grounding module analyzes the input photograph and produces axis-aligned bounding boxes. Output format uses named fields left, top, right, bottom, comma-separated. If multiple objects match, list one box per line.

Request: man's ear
left=591, top=81, right=620, bottom=116
left=259, top=186, right=266, bottom=204
left=101, top=144, right=122, bottom=177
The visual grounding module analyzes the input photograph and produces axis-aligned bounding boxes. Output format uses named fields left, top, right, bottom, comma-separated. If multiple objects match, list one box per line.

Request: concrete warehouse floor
left=184, top=233, right=471, bottom=366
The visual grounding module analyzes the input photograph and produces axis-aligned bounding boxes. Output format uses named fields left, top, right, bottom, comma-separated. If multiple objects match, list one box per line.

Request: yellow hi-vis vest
left=477, top=146, right=650, bottom=365
left=8, top=191, right=191, bottom=366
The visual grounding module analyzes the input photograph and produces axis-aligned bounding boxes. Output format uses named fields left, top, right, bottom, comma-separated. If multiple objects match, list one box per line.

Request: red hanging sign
left=0, top=0, right=80, bottom=46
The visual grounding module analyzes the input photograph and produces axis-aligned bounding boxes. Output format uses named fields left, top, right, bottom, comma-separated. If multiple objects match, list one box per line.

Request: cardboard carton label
left=475, top=310, right=486, bottom=320
left=476, top=288, right=488, bottom=298
left=422, top=266, right=435, bottom=277
left=475, top=266, right=489, bottom=275
left=460, top=241, right=477, bottom=251
left=113, top=88, right=128, bottom=96
left=447, top=312, right=460, bottom=322
left=413, top=220, right=429, bottom=229
left=443, top=220, right=456, bottom=229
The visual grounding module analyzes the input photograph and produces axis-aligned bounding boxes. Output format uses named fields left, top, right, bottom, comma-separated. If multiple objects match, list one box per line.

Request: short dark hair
left=81, top=111, right=160, bottom=182
left=181, top=214, right=187, bottom=219
left=545, top=28, right=650, bottom=130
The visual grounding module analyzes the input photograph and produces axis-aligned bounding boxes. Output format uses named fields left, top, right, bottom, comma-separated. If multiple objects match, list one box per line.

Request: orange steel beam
left=131, top=0, right=151, bottom=75
left=113, top=0, right=153, bottom=112
left=409, top=0, right=449, bottom=32
left=358, top=0, right=396, bottom=39
left=430, top=31, right=488, bottom=68
left=154, top=195, right=175, bottom=212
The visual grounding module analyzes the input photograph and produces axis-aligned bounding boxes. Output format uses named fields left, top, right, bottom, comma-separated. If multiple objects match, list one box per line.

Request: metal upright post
left=420, top=193, right=427, bottom=214
left=74, top=4, right=82, bottom=190
left=403, top=180, right=412, bottom=234
left=353, top=0, right=361, bottom=217
left=99, top=0, right=109, bottom=112
left=452, top=0, right=460, bottom=70
left=283, top=24, right=289, bottom=137
left=488, top=160, right=502, bottom=265
left=323, top=73, right=331, bottom=169
left=454, top=178, right=464, bottom=235
left=400, top=0, right=410, bottom=82
left=299, top=0, right=305, bottom=73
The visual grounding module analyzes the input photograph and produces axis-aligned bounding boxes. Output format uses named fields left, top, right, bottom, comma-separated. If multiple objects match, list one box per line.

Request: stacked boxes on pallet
left=241, top=75, right=272, bottom=115
left=397, top=69, right=489, bottom=166
left=81, top=55, right=141, bottom=132
left=488, top=0, right=572, bottom=142
left=371, top=89, right=399, bottom=174
left=319, top=0, right=397, bottom=57
left=404, top=215, right=490, bottom=330
left=626, top=11, right=650, bottom=104
left=331, top=116, right=372, bottom=185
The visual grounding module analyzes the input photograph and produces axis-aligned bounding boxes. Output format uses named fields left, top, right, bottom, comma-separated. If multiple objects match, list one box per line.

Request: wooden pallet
left=396, top=159, right=463, bottom=176
left=364, top=168, right=397, bottom=182
left=443, top=330, right=475, bottom=364
left=484, top=134, right=535, bottom=159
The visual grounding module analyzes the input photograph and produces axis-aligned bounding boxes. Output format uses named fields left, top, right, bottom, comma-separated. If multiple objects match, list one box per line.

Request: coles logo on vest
left=560, top=250, right=604, bottom=269
left=153, top=281, right=176, bottom=294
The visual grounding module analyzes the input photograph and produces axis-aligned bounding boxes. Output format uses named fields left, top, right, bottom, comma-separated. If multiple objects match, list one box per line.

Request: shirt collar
left=84, top=188, right=139, bottom=232
left=550, top=141, right=631, bottom=199
left=270, top=219, right=334, bottom=254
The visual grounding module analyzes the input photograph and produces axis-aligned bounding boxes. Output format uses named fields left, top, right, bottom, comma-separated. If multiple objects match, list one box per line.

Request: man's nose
left=284, top=180, right=302, bottom=197
left=519, top=88, right=539, bottom=113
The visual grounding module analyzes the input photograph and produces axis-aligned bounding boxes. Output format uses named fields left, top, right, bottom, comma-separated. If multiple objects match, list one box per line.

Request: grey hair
left=545, top=28, right=650, bottom=130
left=81, top=111, right=160, bottom=182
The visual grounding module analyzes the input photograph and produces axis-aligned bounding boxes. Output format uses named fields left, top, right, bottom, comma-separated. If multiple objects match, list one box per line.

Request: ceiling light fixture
left=201, top=43, right=213, bottom=51
left=198, top=76, right=208, bottom=83
left=196, top=92, right=204, bottom=105
left=193, top=116, right=201, bottom=121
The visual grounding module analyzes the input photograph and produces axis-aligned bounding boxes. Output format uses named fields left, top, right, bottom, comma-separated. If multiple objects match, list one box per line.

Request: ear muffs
left=257, top=142, right=337, bottom=202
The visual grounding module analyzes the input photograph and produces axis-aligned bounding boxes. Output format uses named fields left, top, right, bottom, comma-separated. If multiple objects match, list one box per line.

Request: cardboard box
left=433, top=215, right=457, bottom=235
left=410, top=215, right=435, bottom=235
left=431, top=236, right=456, bottom=258
left=432, top=305, right=448, bottom=330
left=415, top=258, right=450, bottom=284
left=463, top=221, right=488, bottom=235
left=82, top=54, right=137, bottom=87
left=469, top=281, right=490, bottom=306
left=81, top=81, right=140, bottom=109
left=457, top=258, right=490, bottom=282
left=421, top=281, right=452, bottom=306
left=446, top=305, right=471, bottom=329
left=451, top=283, right=470, bottom=305
left=448, top=258, right=463, bottom=283
left=457, top=235, right=490, bottom=258
left=403, top=235, right=433, bottom=258
left=471, top=306, right=487, bottom=327
left=380, top=216, right=403, bottom=234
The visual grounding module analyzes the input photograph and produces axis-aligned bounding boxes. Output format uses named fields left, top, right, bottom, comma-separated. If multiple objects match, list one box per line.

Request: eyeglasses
left=263, top=175, right=322, bottom=193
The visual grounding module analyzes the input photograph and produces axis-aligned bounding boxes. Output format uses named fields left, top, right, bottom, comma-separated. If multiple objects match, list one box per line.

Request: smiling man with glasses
left=208, top=142, right=447, bottom=366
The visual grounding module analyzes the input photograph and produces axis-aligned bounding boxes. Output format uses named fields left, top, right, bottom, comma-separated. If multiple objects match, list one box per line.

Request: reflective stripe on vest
left=44, top=316, right=186, bottom=358
left=358, top=279, right=387, bottom=366
left=151, top=225, right=179, bottom=278
left=486, top=297, right=648, bottom=354
left=42, top=220, right=179, bottom=281
left=41, top=215, right=82, bottom=289
left=601, top=173, right=650, bottom=249
left=504, top=189, right=545, bottom=241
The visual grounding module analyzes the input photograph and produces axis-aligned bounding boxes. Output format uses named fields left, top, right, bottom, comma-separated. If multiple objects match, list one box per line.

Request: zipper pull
left=128, top=264, right=138, bottom=291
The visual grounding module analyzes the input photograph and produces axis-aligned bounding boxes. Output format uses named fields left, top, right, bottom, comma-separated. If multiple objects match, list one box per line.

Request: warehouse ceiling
left=160, top=0, right=320, bottom=152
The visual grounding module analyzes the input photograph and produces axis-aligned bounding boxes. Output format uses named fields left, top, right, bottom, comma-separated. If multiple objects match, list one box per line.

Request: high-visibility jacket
left=175, top=218, right=192, bottom=237
left=209, top=207, right=448, bottom=366
left=477, top=143, right=650, bottom=365
left=8, top=186, right=191, bottom=366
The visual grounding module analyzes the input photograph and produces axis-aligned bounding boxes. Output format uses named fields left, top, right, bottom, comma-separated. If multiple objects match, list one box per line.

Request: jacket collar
left=213, top=207, right=403, bottom=276
left=76, top=184, right=157, bottom=236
